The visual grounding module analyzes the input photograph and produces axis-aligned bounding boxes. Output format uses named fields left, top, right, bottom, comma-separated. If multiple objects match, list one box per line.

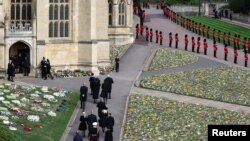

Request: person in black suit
left=80, top=83, right=88, bottom=109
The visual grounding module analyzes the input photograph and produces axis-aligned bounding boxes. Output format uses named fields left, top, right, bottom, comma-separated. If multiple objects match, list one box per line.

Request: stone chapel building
left=0, top=0, right=133, bottom=75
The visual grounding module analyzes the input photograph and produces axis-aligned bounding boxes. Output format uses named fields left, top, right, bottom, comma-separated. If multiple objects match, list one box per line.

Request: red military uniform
left=175, top=35, right=179, bottom=48
left=213, top=43, right=218, bottom=58
left=234, top=36, right=237, bottom=48
left=245, top=54, right=248, bottom=67
left=223, top=34, right=227, bottom=44
left=213, top=31, right=216, bottom=41
left=146, top=29, right=149, bottom=41
left=159, top=33, right=163, bottom=45
left=218, top=32, right=221, bottom=43
left=237, top=37, right=241, bottom=49
left=192, top=39, right=196, bottom=52
left=185, top=36, right=188, bottom=50
left=224, top=47, right=228, bottom=61
left=234, top=50, right=238, bottom=64
left=227, top=34, right=231, bottom=46
left=248, top=40, right=250, bottom=54
left=140, top=24, right=144, bottom=36
left=169, top=34, right=173, bottom=47
left=150, top=30, right=153, bottom=42
left=156, top=31, right=159, bottom=44
left=243, top=40, right=247, bottom=51
left=204, top=42, right=208, bottom=55
left=197, top=40, right=201, bottom=53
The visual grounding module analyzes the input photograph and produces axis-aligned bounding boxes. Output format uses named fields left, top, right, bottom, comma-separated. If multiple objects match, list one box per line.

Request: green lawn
left=0, top=84, right=79, bottom=141
left=140, top=67, right=250, bottom=106
left=149, top=48, right=198, bottom=70
left=189, top=16, right=250, bottom=47
left=123, top=95, right=250, bottom=141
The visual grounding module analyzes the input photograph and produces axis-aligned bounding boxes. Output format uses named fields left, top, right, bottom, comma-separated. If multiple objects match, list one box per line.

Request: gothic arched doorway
left=9, top=41, right=30, bottom=74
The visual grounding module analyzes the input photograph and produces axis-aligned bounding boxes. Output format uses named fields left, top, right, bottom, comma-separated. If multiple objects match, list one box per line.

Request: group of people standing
left=134, top=4, right=249, bottom=67
left=75, top=73, right=115, bottom=141
left=7, top=56, right=30, bottom=82
left=40, top=57, right=54, bottom=80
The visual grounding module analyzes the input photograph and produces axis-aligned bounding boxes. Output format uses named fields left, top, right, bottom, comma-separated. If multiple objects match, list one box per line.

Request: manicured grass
left=0, top=84, right=79, bottom=141
left=123, top=95, right=250, bottom=141
left=149, top=48, right=198, bottom=70
left=21, top=93, right=78, bottom=141
left=140, top=67, right=250, bottom=106
left=189, top=16, right=250, bottom=47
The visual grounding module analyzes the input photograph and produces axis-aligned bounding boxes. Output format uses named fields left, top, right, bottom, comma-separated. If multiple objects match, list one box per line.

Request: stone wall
left=170, top=5, right=205, bottom=17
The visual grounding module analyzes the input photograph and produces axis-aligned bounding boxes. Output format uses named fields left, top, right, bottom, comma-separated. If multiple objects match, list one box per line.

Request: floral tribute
left=0, top=83, right=70, bottom=133
left=149, top=48, right=199, bottom=70
left=141, top=67, right=250, bottom=106
left=123, top=95, right=250, bottom=141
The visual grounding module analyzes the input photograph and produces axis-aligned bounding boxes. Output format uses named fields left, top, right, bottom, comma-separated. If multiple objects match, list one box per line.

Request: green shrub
left=0, top=125, right=18, bottom=141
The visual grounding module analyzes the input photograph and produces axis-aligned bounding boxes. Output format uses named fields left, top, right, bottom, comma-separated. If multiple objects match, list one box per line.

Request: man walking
left=105, top=113, right=115, bottom=132
left=80, top=83, right=88, bottom=109
left=104, top=75, right=114, bottom=99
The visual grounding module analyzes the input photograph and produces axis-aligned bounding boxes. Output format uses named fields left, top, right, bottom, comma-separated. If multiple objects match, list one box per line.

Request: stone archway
left=9, top=41, right=30, bottom=74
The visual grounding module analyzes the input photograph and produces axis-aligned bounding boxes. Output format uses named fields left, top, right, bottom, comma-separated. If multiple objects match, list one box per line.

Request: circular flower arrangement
left=149, top=48, right=199, bottom=71
left=27, top=115, right=40, bottom=122
left=141, top=67, right=250, bottom=106
left=123, top=95, right=250, bottom=141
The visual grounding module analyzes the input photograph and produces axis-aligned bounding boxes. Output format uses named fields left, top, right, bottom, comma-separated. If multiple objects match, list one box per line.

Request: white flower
left=11, top=116, right=19, bottom=120
left=0, top=85, right=4, bottom=89
left=9, top=126, right=17, bottom=131
left=41, top=86, right=48, bottom=92
left=4, top=83, right=11, bottom=86
left=11, top=100, right=21, bottom=106
left=3, top=120, right=10, bottom=125
left=0, top=107, right=8, bottom=111
left=6, top=95, right=17, bottom=100
left=20, top=97, right=29, bottom=103
left=27, top=115, right=40, bottom=122
left=0, top=97, right=5, bottom=101
left=3, top=89, right=10, bottom=93
left=0, top=116, right=9, bottom=121
left=44, top=95, right=57, bottom=102
left=48, top=111, right=56, bottom=117
left=0, top=111, right=11, bottom=116
left=2, top=101, right=10, bottom=104
left=0, top=92, right=4, bottom=95
left=30, top=94, right=40, bottom=97
left=41, top=102, right=50, bottom=107
left=31, top=107, right=44, bottom=112
left=53, top=91, right=65, bottom=97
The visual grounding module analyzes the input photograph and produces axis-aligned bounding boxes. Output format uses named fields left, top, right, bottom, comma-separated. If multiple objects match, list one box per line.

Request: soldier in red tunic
left=234, top=48, right=238, bottom=64
left=207, top=26, right=210, bottom=39
left=202, top=25, right=206, bottom=37
left=140, top=23, right=144, bottom=36
left=244, top=51, right=248, bottom=67
left=227, top=32, right=231, bottom=46
left=159, top=31, right=163, bottom=45
left=203, top=39, right=208, bottom=55
left=175, top=33, right=179, bottom=48
left=212, top=29, right=216, bottom=42
left=248, top=38, right=250, bottom=54
left=184, top=34, right=188, bottom=51
left=150, top=28, right=153, bottom=42
left=169, top=32, right=173, bottom=47
left=233, top=34, right=237, bottom=48
left=224, top=44, right=228, bottom=61
left=155, top=30, right=159, bottom=44
left=243, top=37, right=247, bottom=52
left=237, top=35, right=241, bottom=50
left=197, top=37, right=201, bottom=53
left=192, top=37, right=195, bottom=52
left=136, top=24, right=139, bottom=39
left=146, top=27, right=149, bottom=42
left=218, top=30, right=221, bottom=43
left=213, top=41, right=218, bottom=58
left=223, top=32, right=227, bottom=45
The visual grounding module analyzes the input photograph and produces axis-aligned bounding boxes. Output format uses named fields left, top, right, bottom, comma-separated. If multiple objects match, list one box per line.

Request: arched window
left=108, top=0, right=113, bottom=26
left=118, top=0, right=126, bottom=26
left=49, top=0, right=70, bottom=38
left=11, top=0, right=32, bottom=28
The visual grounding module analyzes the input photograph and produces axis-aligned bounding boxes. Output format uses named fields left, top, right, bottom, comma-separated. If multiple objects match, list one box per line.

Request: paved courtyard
left=6, top=7, right=250, bottom=141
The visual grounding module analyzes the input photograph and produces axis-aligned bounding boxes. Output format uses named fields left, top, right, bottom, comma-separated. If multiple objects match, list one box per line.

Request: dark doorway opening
left=9, top=42, right=30, bottom=74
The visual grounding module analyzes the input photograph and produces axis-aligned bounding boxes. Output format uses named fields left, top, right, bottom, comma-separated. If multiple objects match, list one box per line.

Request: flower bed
left=123, top=95, right=250, bottom=141
left=0, top=83, right=78, bottom=141
left=140, top=67, right=250, bottom=106
left=149, top=48, right=199, bottom=71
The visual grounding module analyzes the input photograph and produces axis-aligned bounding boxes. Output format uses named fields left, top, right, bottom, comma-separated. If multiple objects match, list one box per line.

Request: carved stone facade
left=0, top=0, right=133, bottom=75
